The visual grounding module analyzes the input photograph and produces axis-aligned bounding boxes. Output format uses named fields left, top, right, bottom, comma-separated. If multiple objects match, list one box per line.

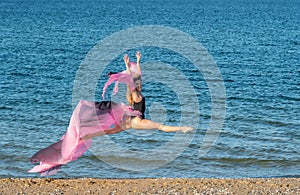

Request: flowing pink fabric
left=28, top=100, right=140, bottom=176
left=102, top=62, right=142, bottom=99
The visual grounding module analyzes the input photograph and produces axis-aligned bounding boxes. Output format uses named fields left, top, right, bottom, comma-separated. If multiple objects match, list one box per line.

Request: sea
left=0, top=0, right=299, bottom=178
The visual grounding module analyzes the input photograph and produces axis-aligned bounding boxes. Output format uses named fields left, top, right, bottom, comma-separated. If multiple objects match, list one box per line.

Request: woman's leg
left=130, top=117, right=194, bottom=132
left=80, top=125, right=126, bottom=140
left=80, top=116, right=134, bottom=140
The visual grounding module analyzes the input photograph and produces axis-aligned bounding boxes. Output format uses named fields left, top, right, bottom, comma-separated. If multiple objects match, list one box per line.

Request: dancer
left=126, top=52, right=193, bottom=132
left=28, top=52, right=194, bottom=176
left=81, top=52, right=194, bottom=140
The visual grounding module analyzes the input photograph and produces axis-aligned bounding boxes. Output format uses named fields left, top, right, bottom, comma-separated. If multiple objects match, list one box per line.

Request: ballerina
left=82, top=52, right=194, bottom=140
left=28, top=52, right=194, bottom=176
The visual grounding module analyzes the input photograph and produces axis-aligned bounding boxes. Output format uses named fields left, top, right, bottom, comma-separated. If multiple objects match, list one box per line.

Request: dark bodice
left=133, top=96, right=146, bottom=119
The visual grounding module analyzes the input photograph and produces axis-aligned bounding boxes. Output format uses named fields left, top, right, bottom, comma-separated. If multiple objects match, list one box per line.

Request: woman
left=29, top=52, right=193, bottom=176
left=82, top=52, right=194, bottom=140
left=125, top=52, right=194, bottom=132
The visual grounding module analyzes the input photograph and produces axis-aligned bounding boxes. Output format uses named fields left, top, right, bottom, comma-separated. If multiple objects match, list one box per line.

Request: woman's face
left=135, top=79, right=142, bottom=91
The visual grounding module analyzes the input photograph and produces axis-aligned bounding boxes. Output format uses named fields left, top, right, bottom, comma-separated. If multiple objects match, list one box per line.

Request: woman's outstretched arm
left=136, top=51, right=142, bottom=74
left=123, top=54, right=131, bottom=74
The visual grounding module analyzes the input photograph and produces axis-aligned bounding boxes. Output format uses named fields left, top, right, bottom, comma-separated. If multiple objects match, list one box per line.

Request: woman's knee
left=130, top=117, right=142, bottom=128
left=132, top=118, right=162, bottom=130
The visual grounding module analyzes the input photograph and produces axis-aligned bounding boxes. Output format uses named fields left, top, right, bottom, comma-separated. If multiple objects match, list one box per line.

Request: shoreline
left=1, top=178, right=299, bottom=194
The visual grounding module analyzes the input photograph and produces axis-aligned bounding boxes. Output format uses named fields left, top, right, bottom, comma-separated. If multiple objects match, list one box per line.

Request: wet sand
left=0, top=178, right=299, bottom=194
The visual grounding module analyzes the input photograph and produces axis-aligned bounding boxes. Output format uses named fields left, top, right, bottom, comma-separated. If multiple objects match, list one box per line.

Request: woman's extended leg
left=81, top=117, right=194, bottom=140
left=80, top=125, right=126, bottom=140
left=130, top=117, right=194, bottom=133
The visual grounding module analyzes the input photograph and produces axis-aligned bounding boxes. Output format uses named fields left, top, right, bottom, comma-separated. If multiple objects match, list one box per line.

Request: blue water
left=0, top=0, right=299, bottom=178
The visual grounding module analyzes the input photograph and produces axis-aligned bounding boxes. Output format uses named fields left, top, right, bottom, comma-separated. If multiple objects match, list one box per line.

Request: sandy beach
left=1, top=178, right=299, bottom=194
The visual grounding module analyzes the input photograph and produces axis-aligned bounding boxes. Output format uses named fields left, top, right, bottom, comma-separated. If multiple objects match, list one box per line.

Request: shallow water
left=0, top=0, right=299, bottom=178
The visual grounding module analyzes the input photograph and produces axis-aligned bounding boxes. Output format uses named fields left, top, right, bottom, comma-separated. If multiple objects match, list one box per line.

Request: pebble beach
left=1, top=178, right=299, bottom=194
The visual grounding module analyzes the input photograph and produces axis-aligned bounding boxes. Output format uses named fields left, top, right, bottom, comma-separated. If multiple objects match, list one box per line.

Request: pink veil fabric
left=29, top=61, right=142, bottom=176
left=102, top=62, right=142, bottom=99
left=28, top=100, right=140, bottom=176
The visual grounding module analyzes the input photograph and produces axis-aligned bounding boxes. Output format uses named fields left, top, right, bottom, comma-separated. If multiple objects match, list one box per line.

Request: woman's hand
left=123, top=54, right=130, bottom=65
left=136, top=51, right=142, bottom=74
left=123, top=54, right=130, bottom=73
left=136, top=51, right=141, bottom=62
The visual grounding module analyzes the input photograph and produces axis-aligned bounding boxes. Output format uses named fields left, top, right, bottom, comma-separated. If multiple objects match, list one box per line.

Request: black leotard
left=133, top=96, right=146, bottom=119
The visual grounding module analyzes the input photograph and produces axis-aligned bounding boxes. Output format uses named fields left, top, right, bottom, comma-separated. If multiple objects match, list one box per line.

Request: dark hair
left=133, top=75, right=142, bottom=83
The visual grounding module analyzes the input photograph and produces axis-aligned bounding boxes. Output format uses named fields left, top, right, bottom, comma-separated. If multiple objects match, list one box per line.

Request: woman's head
left=127, top=75, right=142, bottom=106
left=133, top=75, right=142, bottom=91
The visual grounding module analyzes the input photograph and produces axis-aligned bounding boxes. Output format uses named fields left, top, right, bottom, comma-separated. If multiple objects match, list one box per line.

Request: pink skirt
left=28, top=100, right=140, bottom=176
